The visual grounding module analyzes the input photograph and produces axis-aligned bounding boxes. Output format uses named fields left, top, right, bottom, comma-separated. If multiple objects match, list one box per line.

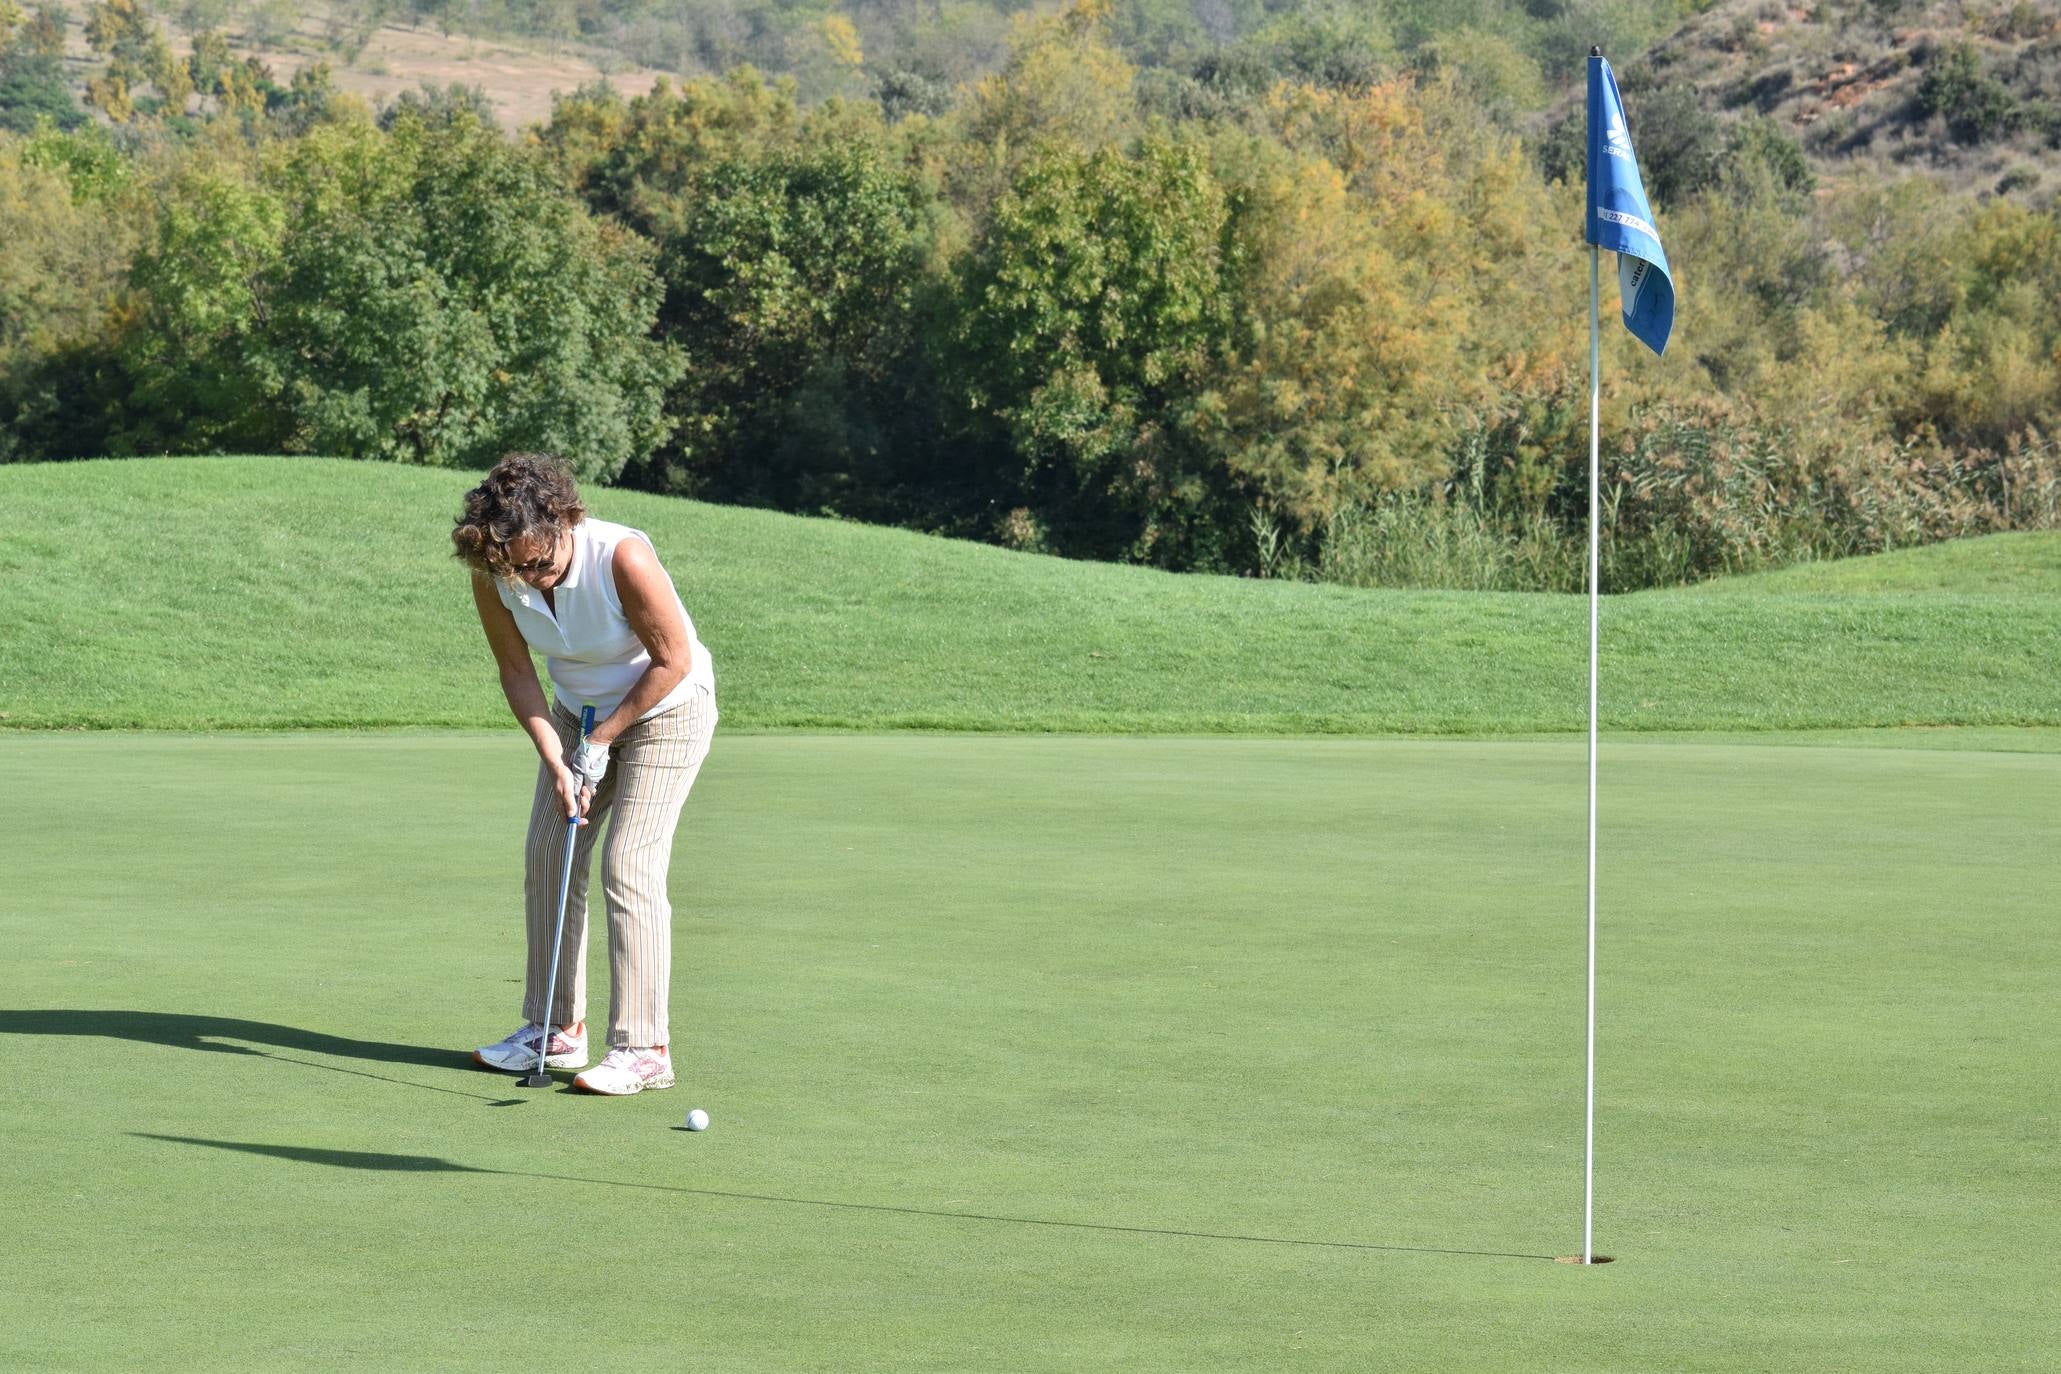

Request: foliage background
left=2, top=0, right=2057, bottom=588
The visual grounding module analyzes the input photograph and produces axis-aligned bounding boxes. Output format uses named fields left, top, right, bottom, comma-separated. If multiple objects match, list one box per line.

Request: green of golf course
left=2, top=458, right=2057, bottom=1370
left=3, top=732, right=2056, bottom=1371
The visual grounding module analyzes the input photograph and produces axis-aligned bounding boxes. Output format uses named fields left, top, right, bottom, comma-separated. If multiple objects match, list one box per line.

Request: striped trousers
left=523, top=686, right=717, bottom=1048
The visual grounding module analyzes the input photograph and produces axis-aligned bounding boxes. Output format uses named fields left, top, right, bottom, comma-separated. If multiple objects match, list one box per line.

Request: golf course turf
left=4, top=732, right=2056, bottom=1371
left=2, top=458, right=2056, bottom=1370
left=3, top=457, right=2057, bottom=732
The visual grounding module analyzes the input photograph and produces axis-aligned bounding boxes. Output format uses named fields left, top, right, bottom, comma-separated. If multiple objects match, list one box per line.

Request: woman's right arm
left=471, top=572, right=584, bottom=821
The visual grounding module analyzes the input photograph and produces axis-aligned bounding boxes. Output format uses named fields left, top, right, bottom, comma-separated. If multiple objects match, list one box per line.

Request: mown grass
left=1679, top=530, right=2061, bottom=596
left=2, top=455, right=2055, bottom=733
left=4, top=732, right=2056, bottom=1371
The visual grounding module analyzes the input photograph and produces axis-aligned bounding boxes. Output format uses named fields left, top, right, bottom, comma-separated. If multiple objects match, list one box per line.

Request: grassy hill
left=1682, top=529, right=2061, bottom=594
left=1, top=456, right=2056, bottom=734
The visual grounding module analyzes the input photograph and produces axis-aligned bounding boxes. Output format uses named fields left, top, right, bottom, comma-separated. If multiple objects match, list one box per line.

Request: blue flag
left=1586, top=55, right=1674, bottom=357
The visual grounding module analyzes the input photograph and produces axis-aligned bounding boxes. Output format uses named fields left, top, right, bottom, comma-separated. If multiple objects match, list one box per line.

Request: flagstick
left=1584, top=243, right=1602, bottom=1266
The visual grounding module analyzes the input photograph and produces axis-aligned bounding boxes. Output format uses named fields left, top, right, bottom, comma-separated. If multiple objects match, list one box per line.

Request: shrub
left=0, top=50, right=83, bottom=133
left=1621, top=81, right=1724, bottom=206
left=1724, top=115, right=1814, bottom=195
left=1916, top=41, right=2020, bottom=144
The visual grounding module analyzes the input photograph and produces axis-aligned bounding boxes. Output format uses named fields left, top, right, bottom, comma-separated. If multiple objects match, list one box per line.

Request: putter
left=520, top=703, right=597, bottom=1088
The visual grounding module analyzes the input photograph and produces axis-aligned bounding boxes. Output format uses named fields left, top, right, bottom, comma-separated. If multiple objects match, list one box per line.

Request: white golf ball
left=684, top=1108, right=710, bottom=1132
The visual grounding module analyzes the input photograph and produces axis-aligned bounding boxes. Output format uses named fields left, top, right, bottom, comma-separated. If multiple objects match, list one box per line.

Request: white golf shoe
left=572, top=1045, right=675, bottom=1095
left=473, top=1021, right=587, bottom=1072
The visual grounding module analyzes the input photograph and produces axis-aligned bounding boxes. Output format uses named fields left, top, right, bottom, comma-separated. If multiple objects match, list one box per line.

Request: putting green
left=3, top=733, right=2054, bottom=1371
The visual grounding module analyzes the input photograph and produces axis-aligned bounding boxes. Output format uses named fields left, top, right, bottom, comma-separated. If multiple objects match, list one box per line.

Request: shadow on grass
left=0, top=1009, right=454, bottom=1066
left=133, top=1133, right=1557, bottom=1263
left=136, top=1136, right=492, bottom=1172
left=2, top=1009, right=527, bottom=1105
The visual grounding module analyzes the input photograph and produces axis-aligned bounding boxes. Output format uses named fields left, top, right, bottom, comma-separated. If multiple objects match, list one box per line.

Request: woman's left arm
left=591, top=536, right=693, bottom=746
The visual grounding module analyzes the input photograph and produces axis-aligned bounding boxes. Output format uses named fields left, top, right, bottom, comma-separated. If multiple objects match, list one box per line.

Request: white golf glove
left=569, top=736, right=610, bottom=791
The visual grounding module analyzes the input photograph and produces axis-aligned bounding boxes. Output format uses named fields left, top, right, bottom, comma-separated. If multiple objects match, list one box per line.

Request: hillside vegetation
left=1626, top=0, right=2061, bottom=201
left=3, top=457, right=2055, bottom=734
left=3, top=1, right=2058, bottom=597
left=20, top=0, right=1703, bottom=122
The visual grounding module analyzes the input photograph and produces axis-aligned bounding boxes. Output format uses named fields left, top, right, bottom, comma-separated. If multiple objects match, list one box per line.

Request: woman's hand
left=551, top=762, right=590, bottom=823
left=569, top=736, right=610, bottom=792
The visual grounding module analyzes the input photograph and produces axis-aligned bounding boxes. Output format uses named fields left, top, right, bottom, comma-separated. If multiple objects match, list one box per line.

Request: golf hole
left=1554, top=1255, right=1616, bottom=1265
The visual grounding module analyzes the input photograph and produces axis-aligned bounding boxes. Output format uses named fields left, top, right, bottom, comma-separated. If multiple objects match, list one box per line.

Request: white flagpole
left=1584, top=242, right=1602, bottom=1265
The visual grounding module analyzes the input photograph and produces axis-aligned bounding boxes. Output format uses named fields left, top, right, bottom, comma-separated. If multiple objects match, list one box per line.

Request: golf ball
left=684, top=1108, right=710, bottom=1131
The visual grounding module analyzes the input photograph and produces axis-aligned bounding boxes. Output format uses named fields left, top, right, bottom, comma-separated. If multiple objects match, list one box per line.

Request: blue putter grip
left=571, top=704, right=598, bottom=824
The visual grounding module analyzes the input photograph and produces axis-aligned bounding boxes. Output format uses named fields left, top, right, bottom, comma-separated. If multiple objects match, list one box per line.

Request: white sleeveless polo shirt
left=495, top=518, right=715, bottom=722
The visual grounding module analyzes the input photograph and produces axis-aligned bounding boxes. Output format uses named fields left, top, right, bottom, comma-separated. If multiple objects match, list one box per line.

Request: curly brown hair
left=451, top=453, right=589, bottom=577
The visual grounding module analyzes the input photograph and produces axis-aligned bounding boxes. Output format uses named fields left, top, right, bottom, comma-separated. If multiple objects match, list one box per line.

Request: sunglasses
left=508, top=535, right=563, bottom=579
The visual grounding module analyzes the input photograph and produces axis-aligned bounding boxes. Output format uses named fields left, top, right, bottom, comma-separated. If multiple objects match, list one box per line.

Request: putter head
left=517, top=1072, right=553, bottom=1088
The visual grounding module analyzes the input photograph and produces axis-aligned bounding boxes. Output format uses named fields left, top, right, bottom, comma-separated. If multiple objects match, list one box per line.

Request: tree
left=119, top=154, right=286, bottom=451
left=648, top=128, right=937, bottom=512
left=377, top=80, right=497, bottom=133
left=111, top=113, right=682, bottom=476
left=1917, top=41, right=2019, bottom=144
left=1186, top=130, right=1474, bottom=538
left=1412, top=27, right=1546, bottom=127
left=965, top=0, right=1138, bottom=160
left=83, top=0, right=193, bottom=123
left=1616, top=80, right=1722, bottom=207
left=951, top=134, right=1235, bottom=563
left=535, top=70, right=801, bottom=236
left=256, top=113, right=682, bottom=475
left=1724, top=115, right=1813, bottom=196
left=0, top=9, right=83, bottom=133
left=1906, top=200, right=2061, bottom=450
left=1237, top=1, right=1397, bottom=90
left=0, top=127, right=147, bottom=460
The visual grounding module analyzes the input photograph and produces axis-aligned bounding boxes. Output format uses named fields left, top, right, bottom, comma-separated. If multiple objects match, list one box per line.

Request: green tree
left=1917, top=41, right=2019, bottom=144
left=647, top=127, right=938, bottom=512
left=1723, top=115, right=1814, bottom=196
left=108, top=113, right=682, bottom=476
left=119, top=153, right=285, bottom=451
left=1907, top=200, right=2061, bottom=449
left=255, top=112, right=682, bottom=474
left=377, top=80, right=497, bottom=133
left=1237, top=1, right=1398, bottom=90
left=1619, top=80, right=1722, bottom=207
left=0, top=45, right=83, bottom=133
left=16, top=3, right=63, bottom=61
left=951, top=134, right=1235, bottom=564
left=535, top=69, right=801, bottom=236
left=1188, top=142, right=1472, bottom=537
left=1412, top=27, right=1546, bottom=126
left=1822, top=176, right=1967, bottom=340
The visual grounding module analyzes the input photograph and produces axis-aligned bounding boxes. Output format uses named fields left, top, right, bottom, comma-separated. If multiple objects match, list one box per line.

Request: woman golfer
left=451, top=453, right=717, bottom=1095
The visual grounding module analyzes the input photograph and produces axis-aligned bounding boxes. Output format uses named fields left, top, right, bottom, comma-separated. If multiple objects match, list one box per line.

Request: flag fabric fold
left=1586, top=55, right=1674, bottom=357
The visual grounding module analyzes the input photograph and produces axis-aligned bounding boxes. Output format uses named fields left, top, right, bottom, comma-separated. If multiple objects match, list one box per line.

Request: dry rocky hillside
left=47, top=0, right=678, bottom=129
left=33, top=0, right=2061, bottom=190
left=1630, top=0, right=2061, bottom=200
